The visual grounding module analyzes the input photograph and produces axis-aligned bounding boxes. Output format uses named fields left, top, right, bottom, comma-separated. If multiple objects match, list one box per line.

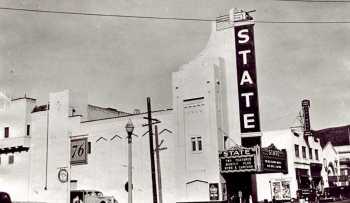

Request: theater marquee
left=234, top=21, right=261, bottom=134
left=219, top=145, right=288, bottom=174
left=219, top=145, right=258, bottom=173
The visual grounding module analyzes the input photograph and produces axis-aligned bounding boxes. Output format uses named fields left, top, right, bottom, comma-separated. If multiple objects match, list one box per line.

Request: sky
left=0, top=0, right=350, bottom=131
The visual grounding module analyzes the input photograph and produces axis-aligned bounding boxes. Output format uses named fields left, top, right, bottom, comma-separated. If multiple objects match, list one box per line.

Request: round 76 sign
left=71, top=137, right=88, bottom=165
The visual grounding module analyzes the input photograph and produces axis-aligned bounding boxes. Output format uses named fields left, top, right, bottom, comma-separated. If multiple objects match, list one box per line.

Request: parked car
left=0, top=192, right=12, bottom=203
left=71, top=190, right=118, bottom=203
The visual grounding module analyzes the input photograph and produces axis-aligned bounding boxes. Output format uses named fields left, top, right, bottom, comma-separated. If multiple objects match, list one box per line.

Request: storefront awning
left=0, top=145, right=29, bottom=154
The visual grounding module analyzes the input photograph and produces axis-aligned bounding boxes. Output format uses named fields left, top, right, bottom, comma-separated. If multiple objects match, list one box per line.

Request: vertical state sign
left=234, top=23, right=261, bottom=133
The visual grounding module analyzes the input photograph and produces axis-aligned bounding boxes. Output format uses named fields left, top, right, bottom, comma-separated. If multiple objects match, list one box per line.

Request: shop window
left=8, top=155, right=14, bottom=164
left=191, top=137, right=203, bottom=152
left=309, top=148, right=313, bottom=159
left=294, top=144, right=300, bottom=158
left=27, top=124, right=30, bottom=136
left=302, top=146, right=306, bottom=159
left=315, top=149, right=319, bottom=160
left=4, top=127, right=9, bottom=138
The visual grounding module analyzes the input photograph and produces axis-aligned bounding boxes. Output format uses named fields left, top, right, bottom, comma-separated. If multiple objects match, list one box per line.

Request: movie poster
left=271, top=180, right=291, bottom=200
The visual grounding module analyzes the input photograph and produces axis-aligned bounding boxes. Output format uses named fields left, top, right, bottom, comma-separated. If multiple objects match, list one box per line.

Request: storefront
left=219, top=144, right=288, bottom=202
left=310, top=163, right=323, bottom=191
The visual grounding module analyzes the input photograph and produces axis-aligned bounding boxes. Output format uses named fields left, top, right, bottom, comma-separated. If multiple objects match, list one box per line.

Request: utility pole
left=147, top=97, right=158, bottom=203
left=154, top=125, right=163, bottom=203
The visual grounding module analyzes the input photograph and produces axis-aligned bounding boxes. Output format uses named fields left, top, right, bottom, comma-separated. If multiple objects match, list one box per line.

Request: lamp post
left=125, top=119, right=134, bottom=203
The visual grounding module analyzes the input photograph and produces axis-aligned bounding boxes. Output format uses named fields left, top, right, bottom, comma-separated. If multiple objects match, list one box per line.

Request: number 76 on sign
left=71, top=137, right=88, bottom=165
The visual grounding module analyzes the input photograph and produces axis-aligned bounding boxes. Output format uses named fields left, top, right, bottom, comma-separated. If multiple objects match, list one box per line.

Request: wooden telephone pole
left=146, top=97, right=158, bottom=203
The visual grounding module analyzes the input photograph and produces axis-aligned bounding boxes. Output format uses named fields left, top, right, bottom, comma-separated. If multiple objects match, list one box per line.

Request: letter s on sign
left=238, top=29, right=249, bottom=44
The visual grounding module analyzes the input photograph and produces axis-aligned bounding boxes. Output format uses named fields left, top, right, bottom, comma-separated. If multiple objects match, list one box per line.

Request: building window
left=302, top=146, right=306, bottom=159
left=315, top=149, right=319, bottom=160
left=8, top=155, right=14, bottom=164
left=4, top=127, right=9, bottom=138
left=191, top=137, right=203, bottom=152
left=27, top=124, right=30, bottom=136
left=309, top=148, right=313, bottom=159
left=295, top=144, right=300, bottom=158
left=197, top=137, right=202, bottom=151
left=191, top=137, right=196, bottom=151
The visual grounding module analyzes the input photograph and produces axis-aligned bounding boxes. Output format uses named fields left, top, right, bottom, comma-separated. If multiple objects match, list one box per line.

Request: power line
left=256, top=20, right=350, bottom=23
left=273, top=0, right=350, bottom=2
left=0, top=6, right=213, bottom=22
left=1, top=6, right=350, bottom=24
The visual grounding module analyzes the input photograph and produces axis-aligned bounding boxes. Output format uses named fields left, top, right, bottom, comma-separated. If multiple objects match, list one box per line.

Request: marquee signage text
left=261, top=146, right=288, bottom=174
left=234, top=23, right=261, bottom=133
left=219, top=145, right=288, bottom=174
left=219, top=146, right=257, bottom=173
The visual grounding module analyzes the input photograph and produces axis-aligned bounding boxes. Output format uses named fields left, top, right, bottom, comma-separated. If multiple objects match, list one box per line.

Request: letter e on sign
left=71, top=137, right=88, bottom=165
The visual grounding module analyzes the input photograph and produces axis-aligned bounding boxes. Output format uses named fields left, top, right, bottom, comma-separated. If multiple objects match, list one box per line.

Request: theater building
left=0, top=9, right=342, bottom=203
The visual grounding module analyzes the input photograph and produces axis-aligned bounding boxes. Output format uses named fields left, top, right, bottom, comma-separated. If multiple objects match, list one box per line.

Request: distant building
left=314, top=125, right=350, bottom=186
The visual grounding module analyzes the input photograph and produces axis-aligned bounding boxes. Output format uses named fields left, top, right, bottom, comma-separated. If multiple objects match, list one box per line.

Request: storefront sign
left=209, top=183, right=219, bottom=200
left=234, top=22, right=261, bottom=134
left=302, top=99, right=311, bottom=136
left=58, top=168, right=69, bottom=183
left=220, top=145, right=257, bottom=173
left=219, top=145, right=288, bottom=174
left=261, top=144, right=288, bottom=174
left=71, top=137, right=88, bottom=165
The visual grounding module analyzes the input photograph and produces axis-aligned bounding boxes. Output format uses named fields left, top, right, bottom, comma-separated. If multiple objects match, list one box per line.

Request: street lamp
left=125, top=119, right=134, bottom=203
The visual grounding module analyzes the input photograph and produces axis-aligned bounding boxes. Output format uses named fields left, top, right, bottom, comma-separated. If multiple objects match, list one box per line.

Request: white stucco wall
left=0, top=98, right=35, bottom=201
left=69, top=110, right=176, bottom=203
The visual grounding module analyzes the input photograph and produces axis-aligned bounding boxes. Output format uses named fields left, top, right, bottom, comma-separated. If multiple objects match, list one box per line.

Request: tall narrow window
left=191, top=137, right=203, bottom=152
left=302, top=146, right=306, bottom=159
left=294, top=144, right=299, bottom=158
left=315, top=149, right=319, bottom=160
left=191, top=137, right=196, bottom=151
left=197, top=137, right=202, bottom=151
left=309, top=148, right=313, bottom=159
left=27, top=124, right=30, bottom=136
left=8, top=155, right=14, bottom=164
left=4, top=127, right=9, bottom=138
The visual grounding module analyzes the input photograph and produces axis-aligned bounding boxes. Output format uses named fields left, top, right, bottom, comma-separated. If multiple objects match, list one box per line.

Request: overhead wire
left=1, top=6, right=350, bottom=24
left=273, top=0, right=350, bottom=2
left=0, top=6, right=213, bottom=22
